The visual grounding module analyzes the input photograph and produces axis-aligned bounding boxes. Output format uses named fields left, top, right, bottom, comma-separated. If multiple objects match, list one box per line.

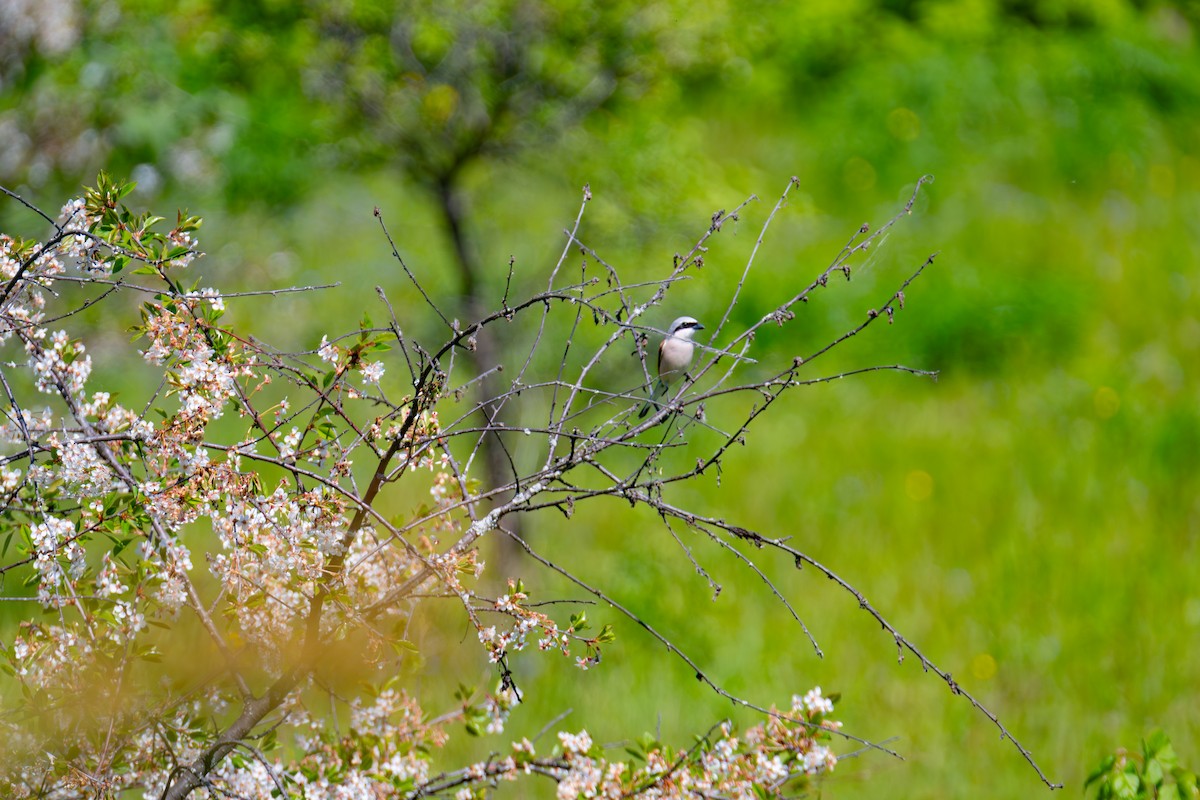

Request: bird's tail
left=637, top=379, right=669, bottom=419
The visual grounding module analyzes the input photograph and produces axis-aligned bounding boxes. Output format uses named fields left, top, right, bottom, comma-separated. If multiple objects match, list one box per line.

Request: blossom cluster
left=472, top=580, right=612, bottom=672
left=0, top=178, right=488, bottom=796
left=421, top=690, right=841, bottom=800
left=382, top=409, right=451, bottom=473
left=15, top=684, right=837, bottom=800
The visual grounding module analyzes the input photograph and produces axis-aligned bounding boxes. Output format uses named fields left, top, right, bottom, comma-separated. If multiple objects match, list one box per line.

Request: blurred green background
left=2, top=0, right=1199, bottom=797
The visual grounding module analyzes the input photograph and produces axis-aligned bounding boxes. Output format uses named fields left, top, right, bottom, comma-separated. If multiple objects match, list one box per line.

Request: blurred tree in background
left=2, top=0, right=1199, bottom=797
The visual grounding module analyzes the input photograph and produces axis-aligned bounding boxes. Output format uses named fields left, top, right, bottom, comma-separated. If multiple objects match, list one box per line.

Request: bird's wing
left=656, top=337, right=666, bottom=378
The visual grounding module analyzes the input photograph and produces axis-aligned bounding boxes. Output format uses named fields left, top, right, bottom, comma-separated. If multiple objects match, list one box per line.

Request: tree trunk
left=435, top=175, right=524, bottom=583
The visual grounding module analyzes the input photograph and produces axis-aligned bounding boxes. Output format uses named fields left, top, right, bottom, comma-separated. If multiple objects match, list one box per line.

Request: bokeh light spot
left=971, top=653, right=997, bottom=681
left=843, top=156, right=877, bottom=191
left=905, top=469, right=933, bottom=501
left=886, top=107, right=921, bottom=141
left=422, top=84, right=459, bottom=125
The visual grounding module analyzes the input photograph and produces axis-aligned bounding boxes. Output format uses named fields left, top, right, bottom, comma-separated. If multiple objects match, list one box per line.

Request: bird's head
left=667, top=316, right=705, bottom=340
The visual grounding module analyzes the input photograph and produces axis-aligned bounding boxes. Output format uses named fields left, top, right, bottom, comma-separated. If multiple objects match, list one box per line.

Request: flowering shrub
left=0, top=173, right=1053, bottom=796
left=0, top=174, right=855, bottom=798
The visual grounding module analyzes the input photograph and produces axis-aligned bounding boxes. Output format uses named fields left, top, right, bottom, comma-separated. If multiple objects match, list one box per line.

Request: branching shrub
left=0, top=173, right=1057, bottom=798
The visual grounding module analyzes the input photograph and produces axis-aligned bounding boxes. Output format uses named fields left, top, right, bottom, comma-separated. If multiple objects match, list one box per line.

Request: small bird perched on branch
left=638, top=315, right=705, bottom=418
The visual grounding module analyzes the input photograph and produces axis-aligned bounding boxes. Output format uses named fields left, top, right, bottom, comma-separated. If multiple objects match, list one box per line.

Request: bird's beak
left=695, top=323, right=705, bottom=330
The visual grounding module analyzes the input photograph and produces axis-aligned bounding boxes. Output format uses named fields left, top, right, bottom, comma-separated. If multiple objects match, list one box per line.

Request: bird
left=638, top=315, right=705, bottom=419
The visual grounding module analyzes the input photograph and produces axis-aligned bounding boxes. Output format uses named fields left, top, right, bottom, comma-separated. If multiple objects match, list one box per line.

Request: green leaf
left=1149, top=759, right=1166, bottom=786
left=1145, top=730, right=1172, bottom=758
left=178, top=213, right=202, bottom=231
left=1173, top=768, right=1198, bottom=796
left=639, top=733, right=660, bottom=752
left=389, top=639, right=419, bottom=657
left=1086, top=754, right=1117, bottom=787
left=1112, top=770, right=1140, bottom=800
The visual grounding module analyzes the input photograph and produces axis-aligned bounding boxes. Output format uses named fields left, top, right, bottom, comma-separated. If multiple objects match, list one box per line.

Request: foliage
left=3, top=1, right=1198, bottom=213
left=1086, top=731, right=1198, bottom=800
left=0, top=0, right=725, bottom=207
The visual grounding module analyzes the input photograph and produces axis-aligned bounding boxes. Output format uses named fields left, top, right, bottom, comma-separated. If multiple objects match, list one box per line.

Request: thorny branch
left=0, top=174, right=1062, bottom=799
